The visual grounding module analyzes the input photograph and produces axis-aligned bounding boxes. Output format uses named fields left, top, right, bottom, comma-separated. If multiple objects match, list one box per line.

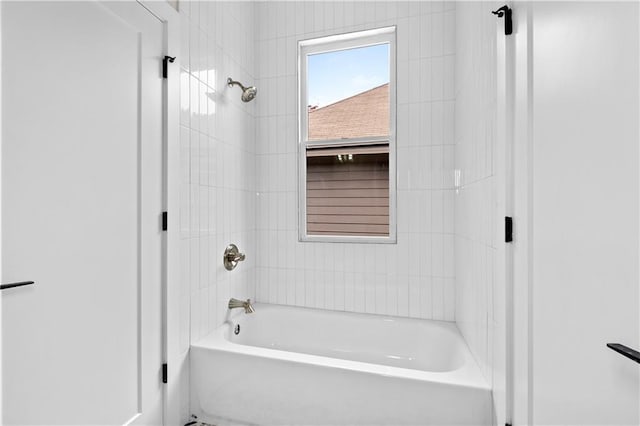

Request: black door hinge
left=505, top=216, right=513, bottom=243
left=492, top=5, right=513, bottom=35
left=162, top=211, right=168, bottom=231
left=162, top=363, right=168, bottom=384
left=162, top=56, right=176, bottom=79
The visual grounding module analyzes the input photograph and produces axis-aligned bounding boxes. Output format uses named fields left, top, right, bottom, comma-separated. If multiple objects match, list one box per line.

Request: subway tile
left=180, top=70, right=190, bottom=126
left=364, top=274, right=376, bottom=314
left=444, top=56, right=455, bottom=100
left=408, top=16, right=420, bottom=60
left=305, top=269, right=316, bottom=308
left=431, top=13, right=444, bottom=58
left=419, top=58, right=432, bottom=102
left=353, top=273, right=365, bottom=313
left=397, top=275, right=409, bottom=317
left=431, top=57, right=445, bottom=101
left=419, top=276, right=433, bottom=319
left=408, top=276, right=421, bottom=318
left=420, top=233, right=433, bottom=278
left=444, top=11, right=456, bottom=56
left=344, top=272, right=355, bottom=312
left=331, top=271, right=343, bottom=311
left=432, top=277, right=445, bottom=320
left=315, top=272, right=325, bottom=309
left=386, top=276, right=398, bottom=317
left=432, top=233, right=444, bottom=277
left=324, top=271, right=335, bottom=310
left=374, top=274, right=387, bottom=315
left=175, top=2, right=479, bottom=340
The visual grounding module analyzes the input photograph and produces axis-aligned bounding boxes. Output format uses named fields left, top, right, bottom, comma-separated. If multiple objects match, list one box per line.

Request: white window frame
left=298, top=26, right=397, bottom=243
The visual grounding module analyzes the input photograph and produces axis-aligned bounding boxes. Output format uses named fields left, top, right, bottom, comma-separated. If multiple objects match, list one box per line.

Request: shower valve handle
left=223, top=244, right=246, bottom=271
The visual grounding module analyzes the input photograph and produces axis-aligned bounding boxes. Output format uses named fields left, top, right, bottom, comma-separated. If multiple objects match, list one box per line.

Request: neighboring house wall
left=306, top=151, right=390, bottom=237
left=307, top=84, right=391, bottom=237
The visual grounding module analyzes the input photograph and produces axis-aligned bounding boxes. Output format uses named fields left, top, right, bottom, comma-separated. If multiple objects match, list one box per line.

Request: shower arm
left=227, top=78, right=247, bottom=91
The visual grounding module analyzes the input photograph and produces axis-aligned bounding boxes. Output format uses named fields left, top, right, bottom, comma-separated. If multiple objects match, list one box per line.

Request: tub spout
left=228, top=298, right=255, bottom=314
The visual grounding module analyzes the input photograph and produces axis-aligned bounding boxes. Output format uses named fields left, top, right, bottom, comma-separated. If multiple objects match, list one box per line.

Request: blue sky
left=307, top=43, right=389, bottom=108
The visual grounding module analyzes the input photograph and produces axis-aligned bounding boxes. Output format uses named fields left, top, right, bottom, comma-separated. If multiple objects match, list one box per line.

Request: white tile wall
left=178, top=1, right=257, bottom=422
left=254, top=1, right=456, bottom=321
left=454, top=3, right=504, bottom=423
left=174, top=2, right=504, bottom=423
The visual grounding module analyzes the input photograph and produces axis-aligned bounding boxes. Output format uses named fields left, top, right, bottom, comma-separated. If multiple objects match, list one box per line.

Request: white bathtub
left=191, top=304, right=492, bottom=425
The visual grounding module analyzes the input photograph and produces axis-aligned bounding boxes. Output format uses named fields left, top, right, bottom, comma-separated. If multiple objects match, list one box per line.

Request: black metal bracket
left=1, top=281, right=35, bottom=291
left=162, top=363, right=168, bottom=383
left=492, top=5, right=513, bottom=35
left=162, top=211, right=168, bottom=231
left=184, top=415, right=199, bottom=426
left=505, top=216, right=513, bottom=243
left=162, top=56, right=176, bottom=79
left=607, top=343, right=640, bottom=364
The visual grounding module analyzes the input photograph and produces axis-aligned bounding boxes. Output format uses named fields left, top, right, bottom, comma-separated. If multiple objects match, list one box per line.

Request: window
left=298, top=27, right=396, bottom=243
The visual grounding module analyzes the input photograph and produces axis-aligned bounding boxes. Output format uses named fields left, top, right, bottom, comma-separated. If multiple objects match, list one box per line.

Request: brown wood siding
left=306, top=149, right=389, bottom=237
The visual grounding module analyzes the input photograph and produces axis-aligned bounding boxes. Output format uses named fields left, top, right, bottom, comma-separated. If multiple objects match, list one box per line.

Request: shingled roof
left=308, top=83, right=389, bottom=140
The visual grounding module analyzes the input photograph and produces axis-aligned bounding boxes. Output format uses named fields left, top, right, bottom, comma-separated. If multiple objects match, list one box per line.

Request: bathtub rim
left=191, top=303, right=490, bottom=391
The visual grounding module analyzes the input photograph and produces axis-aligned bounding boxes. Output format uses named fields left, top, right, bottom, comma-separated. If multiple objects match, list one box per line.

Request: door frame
left=105, top=1, right=180, bottom=425
left=509, top=3, right=533, bottom=425
left=0, top=2, right=4, bottom=423
left=136, top=1, right=180, bottom=425
left=494, top=2, right=534, bottom=425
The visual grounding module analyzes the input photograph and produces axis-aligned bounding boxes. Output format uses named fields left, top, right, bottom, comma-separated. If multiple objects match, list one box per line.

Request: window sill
left=299, top=234, right=397, bottom=244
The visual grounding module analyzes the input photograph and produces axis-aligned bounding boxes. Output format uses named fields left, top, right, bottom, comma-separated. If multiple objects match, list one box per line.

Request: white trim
left=306, top=136, right=390, bottom=149
left=496, top=4, right=514, bottom=424
left=511, top=3, right=533, bottom=425
left=135, top=2, right=180, bottom=426
left=298, top=27, right=397, bottom=244
left=299, top=26, right=396, bottom=48
left=0, top=1, right=4, bottom=422
left=306, top=144, right=389, bottom=157
left=122, top=413, right=142, bottom=426
left=300, top=234, right=397, bottom=245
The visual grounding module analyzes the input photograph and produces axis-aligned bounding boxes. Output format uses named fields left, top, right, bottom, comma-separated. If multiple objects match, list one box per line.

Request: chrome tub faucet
left=228, top=298, right=255, bottom=314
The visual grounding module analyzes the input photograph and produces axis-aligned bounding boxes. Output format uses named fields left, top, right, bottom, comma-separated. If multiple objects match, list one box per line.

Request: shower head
left=227, top=77, right=257, bottom=102
left=241, top=86, right=257, bottom=102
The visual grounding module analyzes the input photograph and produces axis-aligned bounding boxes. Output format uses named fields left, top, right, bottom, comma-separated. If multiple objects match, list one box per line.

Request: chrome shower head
left=227, top=77, right=257, bottom=103
left=241, top=86, right=257, bottom=102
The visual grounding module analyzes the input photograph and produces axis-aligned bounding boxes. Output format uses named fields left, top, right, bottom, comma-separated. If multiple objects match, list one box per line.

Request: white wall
left=177, top=1, right=257, bottom=422
left=528, top=2, right=640, bottom=424
left=254, top=1, right=457, bottom=321
left=454, top=3, right=506, bottom=425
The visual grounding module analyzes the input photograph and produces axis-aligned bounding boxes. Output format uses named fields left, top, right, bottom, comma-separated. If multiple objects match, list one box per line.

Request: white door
left=528, top=2, right=639, bottom=424
left=1, top=1, right=164, bottom=425
left=510, top=2, right=640, bottom=425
